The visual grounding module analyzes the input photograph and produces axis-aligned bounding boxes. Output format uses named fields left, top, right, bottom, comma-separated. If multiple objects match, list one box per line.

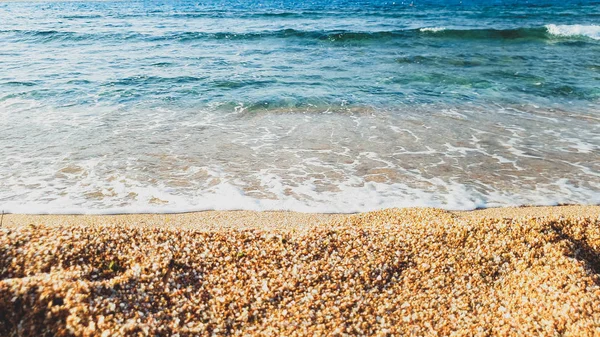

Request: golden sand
left=1, top=206, right=599, bottom=336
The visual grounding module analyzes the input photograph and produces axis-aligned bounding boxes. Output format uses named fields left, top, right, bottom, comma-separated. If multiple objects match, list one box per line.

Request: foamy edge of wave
left=419, top=27, right=446, bottom=33
left=2, top=179, right=600, bottom=215
left=545, top=24, right=600, bottom=40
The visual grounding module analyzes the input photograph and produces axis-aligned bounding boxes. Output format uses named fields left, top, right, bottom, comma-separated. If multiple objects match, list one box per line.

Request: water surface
left=1, top=0, right=599, bottom=213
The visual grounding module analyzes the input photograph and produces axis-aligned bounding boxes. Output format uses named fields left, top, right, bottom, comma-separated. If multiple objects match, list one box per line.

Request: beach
left=2, top=205, right=599, bottom=336
left=2, top=0, right=600, bottom=335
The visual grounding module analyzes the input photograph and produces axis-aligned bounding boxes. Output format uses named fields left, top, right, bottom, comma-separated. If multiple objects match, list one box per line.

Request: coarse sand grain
left=1, top=206, right=599, bottom=336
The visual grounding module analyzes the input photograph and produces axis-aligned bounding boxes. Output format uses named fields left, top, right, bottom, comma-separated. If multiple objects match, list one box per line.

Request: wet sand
left=1, top=205, right=600, bottom=336
left=4, top=204, right=599, bottom=231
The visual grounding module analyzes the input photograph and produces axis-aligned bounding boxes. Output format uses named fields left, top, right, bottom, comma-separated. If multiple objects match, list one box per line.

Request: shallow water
left=1, top=0, right=599, bottom=213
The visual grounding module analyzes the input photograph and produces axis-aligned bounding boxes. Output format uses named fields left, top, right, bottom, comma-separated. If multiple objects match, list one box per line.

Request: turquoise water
left=1, top=0, right=599, bottom=213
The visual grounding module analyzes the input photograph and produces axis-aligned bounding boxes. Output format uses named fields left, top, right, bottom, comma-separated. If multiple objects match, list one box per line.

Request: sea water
left=1, top=0, right=599, bottom=213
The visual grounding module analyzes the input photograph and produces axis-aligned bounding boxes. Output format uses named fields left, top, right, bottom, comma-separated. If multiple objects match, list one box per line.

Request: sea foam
left=419, top=27, right=446, bottom=33
left=545, top=24, right=600, bottom=40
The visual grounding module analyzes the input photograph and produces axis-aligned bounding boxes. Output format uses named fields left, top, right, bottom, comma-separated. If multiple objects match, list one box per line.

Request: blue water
left=1, top=0, right=599, bottom=213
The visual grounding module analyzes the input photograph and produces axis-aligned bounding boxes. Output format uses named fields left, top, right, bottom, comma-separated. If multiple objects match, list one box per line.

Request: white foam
left=562, top=137, right=597, bottom=154
left=419, top=27, right=446, bottom=33
left=545, top=24, right=600, bottom=40
left=2, top=169, right=600, bottom=215
left=1, top=101, right=599, bottom=215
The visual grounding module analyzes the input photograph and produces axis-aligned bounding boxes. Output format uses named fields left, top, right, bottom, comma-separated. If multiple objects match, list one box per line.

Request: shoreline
left=3, top=204, right=600, bottom=231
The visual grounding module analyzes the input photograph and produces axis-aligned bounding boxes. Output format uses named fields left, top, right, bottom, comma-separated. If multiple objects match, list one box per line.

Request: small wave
left=192, top=26, right=600, bottom=42
left=419, top=27, right=446, bottom=33
left=150, top=62, right=175, bottom=67
left=545, top=24, right=600, bottom=40
left=2, top=29, right=80, bottom=41
left=213, top=79, right=277, bottom=89
left=165, top=29, right=403, bottom=42
left=0, top=29, right=143, bottom=43
left=248, top=11, right=306, bottom=18
left=3, top=175, right=600, bottom=215
left=169, top=28, right=557, bottom=42
left=3, top=81, right=37, bottom=87
left=103, top=75, right=207, bottom=87
left=4, top=26, right=600, bottom=45
left=418, top=26, right=600, bottom=42
left=60, top=14, right=103, bottom=19
left=418, top=27, right=549, bottom=40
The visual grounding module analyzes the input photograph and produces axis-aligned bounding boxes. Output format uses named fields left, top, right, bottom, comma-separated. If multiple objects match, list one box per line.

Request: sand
left=1, top=205, right=600, bottom=336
